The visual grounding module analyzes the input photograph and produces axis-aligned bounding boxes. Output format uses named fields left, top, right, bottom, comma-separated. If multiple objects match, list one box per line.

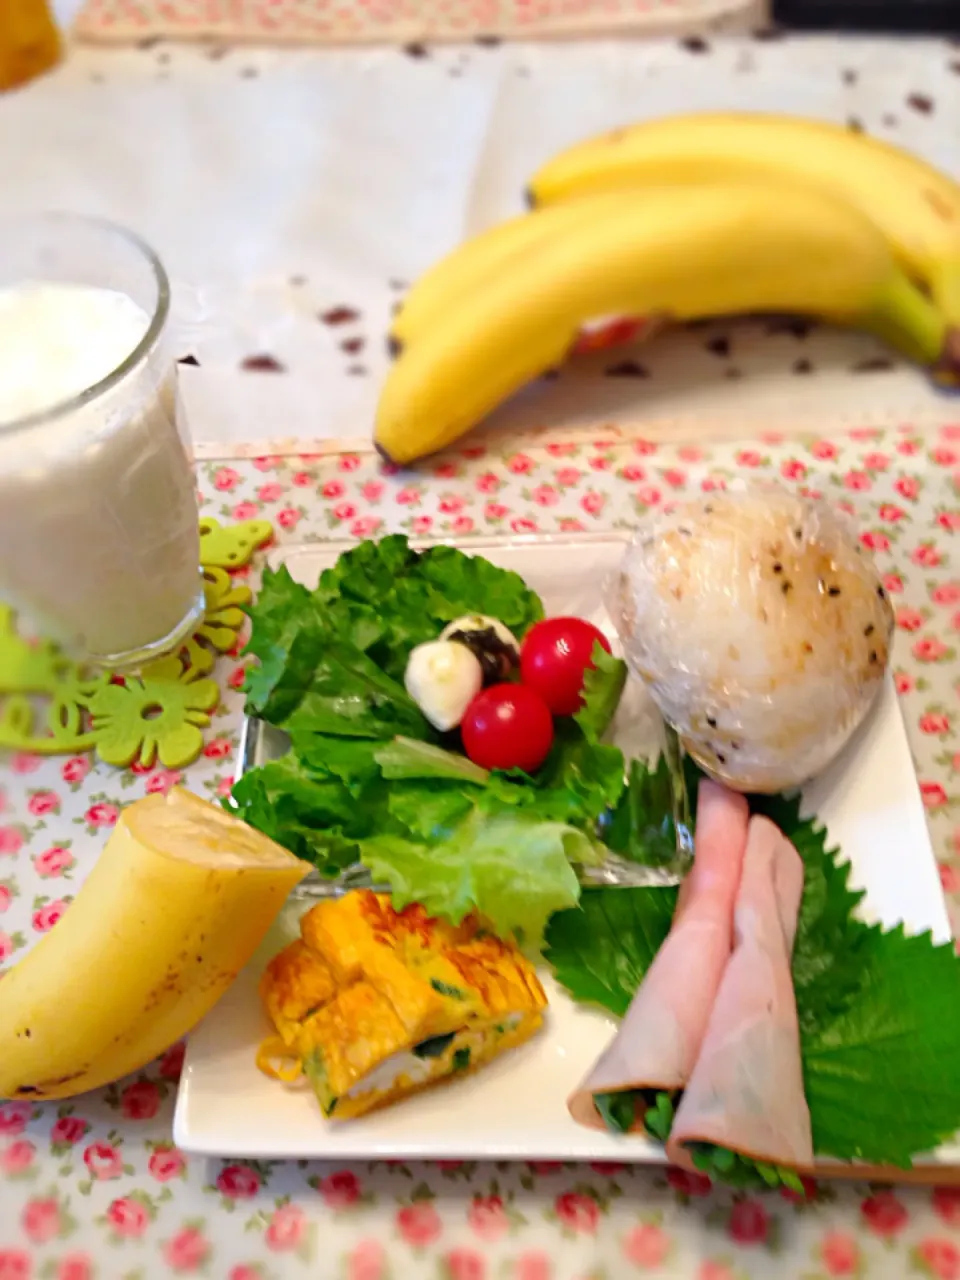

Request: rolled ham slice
left=666, top=814, right=812, bottom=1172
left=568, top=779, right=749, bottom=1131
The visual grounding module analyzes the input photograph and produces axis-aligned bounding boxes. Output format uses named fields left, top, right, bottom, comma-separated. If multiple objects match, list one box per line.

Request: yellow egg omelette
left=257, top=890, right=547, bottom=1119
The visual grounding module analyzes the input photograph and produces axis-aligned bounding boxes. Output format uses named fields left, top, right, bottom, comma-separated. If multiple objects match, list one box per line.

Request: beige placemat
left=14, top=34, right=956, bottom=455
left=73, top=0, right=766, bottom=45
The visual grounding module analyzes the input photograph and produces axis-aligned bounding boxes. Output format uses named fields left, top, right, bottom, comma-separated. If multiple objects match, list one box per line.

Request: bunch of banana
left=0, top=788, right=310, bottom=1101
left=375, top=112, right=960, bottom=466
left=528, top=113, right=960, bottom=325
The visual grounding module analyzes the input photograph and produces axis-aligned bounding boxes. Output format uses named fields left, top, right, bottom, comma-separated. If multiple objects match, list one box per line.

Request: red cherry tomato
left=461, top=683, right=554, bottom=774
left=519, top=616, right=612, bottom=716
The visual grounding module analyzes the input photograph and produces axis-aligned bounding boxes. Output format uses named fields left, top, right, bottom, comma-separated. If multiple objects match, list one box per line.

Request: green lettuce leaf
left=229, top=753, right=373, bottom=876
left=311, top=535, right=544, bottom=682
left=234, top=539, right=630, bottom=931
left=256, top=632, right=428, bottom=741
left=362, top=809, right=587, bottom=946
left=501, top=720, right=626, bottom=829
left=242, top=565, right=324, bottom=719
left=244, top=537, right=543, bottom=709
left=292, top=733, right=386, bottom=790
left=384, top=780, right=480, bottom=843
left=374, top=736, right=490, bottom=785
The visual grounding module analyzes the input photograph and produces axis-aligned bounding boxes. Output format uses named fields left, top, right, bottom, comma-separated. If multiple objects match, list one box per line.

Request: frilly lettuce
left=232, top=538, right=629, bottom=945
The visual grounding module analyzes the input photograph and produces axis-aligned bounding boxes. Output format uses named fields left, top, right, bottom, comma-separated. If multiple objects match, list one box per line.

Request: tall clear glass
left=0, top=214, right=205, bottom=669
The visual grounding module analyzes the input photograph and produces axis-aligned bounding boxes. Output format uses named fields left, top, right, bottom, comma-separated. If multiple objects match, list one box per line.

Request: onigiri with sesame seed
left=607, top=482, right=894, bottom=793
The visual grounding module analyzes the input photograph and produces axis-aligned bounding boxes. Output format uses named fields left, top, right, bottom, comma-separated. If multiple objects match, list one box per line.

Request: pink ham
left=666, top=814, right=812, bottom=1172
left=568, top=779, right=749, bottom=1131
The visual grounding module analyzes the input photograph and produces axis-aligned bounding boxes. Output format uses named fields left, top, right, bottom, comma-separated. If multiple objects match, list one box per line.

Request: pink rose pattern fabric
left=74, top=0, right=746, bottom=45
left=1, top=425, right=960, bottom=1277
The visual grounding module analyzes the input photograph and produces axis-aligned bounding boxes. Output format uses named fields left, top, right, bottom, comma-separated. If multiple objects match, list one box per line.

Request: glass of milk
left=0, top=213, right=206, bottom=668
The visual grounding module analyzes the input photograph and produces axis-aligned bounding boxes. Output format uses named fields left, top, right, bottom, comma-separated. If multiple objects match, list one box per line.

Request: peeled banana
left=0, top=789, right=310, bottom=1101
left=374, top=181, right=952, bottom=466
left=527, top=111, right=960, bottom=328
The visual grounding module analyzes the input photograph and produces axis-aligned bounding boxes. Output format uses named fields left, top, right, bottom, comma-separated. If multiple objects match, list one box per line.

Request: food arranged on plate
left=229, top=530, right=628, bottom=943
left=257, top=890, right=546, bottom=1119
left=667, top=815, right=810, bottom=1177
left=571, top=783, right=812, bottom=1189
left=6, top=483, right=956, bottom=1184
left=227, top=487, right=960, bottom=1183
left=375, top=110, right=960, bottom=464
left=569, top=781, right=751, bottom=1139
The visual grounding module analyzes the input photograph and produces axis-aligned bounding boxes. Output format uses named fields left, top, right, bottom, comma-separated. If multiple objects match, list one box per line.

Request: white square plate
left=174, top=535, right=955, bottom=1166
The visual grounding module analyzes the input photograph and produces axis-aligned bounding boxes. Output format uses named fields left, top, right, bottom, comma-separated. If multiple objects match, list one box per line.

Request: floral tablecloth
left=3, top=426, right=960, bottom=1280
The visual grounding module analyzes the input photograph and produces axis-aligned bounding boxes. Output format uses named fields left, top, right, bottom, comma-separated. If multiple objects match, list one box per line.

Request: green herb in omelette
left=430, top=980, right=465, bottom=1000
left=413, top=1033, right=456, bottom=1059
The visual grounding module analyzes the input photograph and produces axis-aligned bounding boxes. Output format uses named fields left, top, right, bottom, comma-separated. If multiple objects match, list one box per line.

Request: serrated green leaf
left=547, top=760, right=960, bottom=1174
left=803, top=924, right=960, bottom=1165
left=543, top=885, right=677, bottom=1016
left=575, top=644, right=628, bottom=743
left=518, top=720, right=626, bottom=829
left=228, top=753, right=373, bottom=877
left=751, top=791, right=870, bottom=1035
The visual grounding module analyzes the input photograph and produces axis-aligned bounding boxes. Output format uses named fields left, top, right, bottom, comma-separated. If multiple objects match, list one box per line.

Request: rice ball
left=607, top=483, right=894, bottom=793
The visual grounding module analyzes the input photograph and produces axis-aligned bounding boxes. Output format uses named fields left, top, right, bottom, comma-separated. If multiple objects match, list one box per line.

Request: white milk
left=0, top=282, right=202, bottom=662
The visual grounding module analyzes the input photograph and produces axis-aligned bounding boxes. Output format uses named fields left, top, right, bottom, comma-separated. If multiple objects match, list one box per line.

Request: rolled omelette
left=666, top=815, right=813, bottom=1171
left=568, top=779, right=749, bottom=1131
left=258, top=890, right=547, bottom=1120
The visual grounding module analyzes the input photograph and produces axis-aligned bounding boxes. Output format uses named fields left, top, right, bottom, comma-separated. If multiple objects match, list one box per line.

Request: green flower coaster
left=0, top=518, right=273, bottom=770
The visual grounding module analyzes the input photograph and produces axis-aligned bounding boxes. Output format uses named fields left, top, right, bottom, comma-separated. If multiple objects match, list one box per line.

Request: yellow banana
left=375, top=182, right=953, bottom=466
left=527, top=111, right=960, bottom=328
left=390, top=199, right=622, bottom=352
left=0, top=789, right=310, bottom=1100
